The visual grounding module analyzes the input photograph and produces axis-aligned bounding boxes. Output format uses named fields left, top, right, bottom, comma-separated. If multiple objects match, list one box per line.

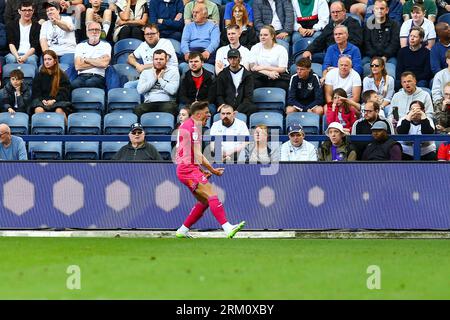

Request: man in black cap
left=215, top=48, right=256, bottom=116
left=112, top=123, right=163, bottom=161
left=362, top=121, right=402, bottom=161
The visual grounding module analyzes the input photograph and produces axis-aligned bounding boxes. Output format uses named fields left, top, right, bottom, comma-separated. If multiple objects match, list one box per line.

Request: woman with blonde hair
left=240, top=124, right=280, bottom=163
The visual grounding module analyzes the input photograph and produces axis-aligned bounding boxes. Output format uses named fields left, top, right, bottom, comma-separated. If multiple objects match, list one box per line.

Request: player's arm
left=193, top=142, right=223, bottom=176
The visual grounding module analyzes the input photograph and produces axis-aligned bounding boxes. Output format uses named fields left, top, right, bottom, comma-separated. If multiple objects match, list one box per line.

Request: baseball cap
left=371, top=121, right=388, bottom=131
left=287, top=124, right=304, bottom=135
left=325, top=122, right=346, bottom=136
left=42, top=1, right=60, bottom=10
left=130, top=122, right=144, bottom=133
left=227, top=49, right=241, bottom=59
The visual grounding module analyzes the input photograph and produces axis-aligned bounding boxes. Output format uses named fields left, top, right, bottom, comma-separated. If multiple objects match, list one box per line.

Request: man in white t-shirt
left=324, top=55, right=362, bottom=105
left=399, top=3, right=436, bottom=50
left=39, top=1, right=77, bottom=65
left=72, top=21, right=111, bottom=89
left=215, top=24, right=250, bottom=75
left=209, top=104, right=250, bottom=162
left=125, top=23, right=178, bottom=88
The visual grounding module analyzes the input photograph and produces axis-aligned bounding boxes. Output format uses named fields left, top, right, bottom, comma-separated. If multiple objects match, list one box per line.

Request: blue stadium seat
left=420, top=87, right=432, bottom=96
left=253, top=87, right=286, bottom=111
left=113, top=64, right=139, bottom=86
left=107, top=88, right=141, bottom=112
left=249, top=111, right=284, bottom=133
left=292, top=37, right=314, bottom=62
left=286, top=112, right=320, bottom=134
left=68, top=112, right=102, bottom=135
left=322, top=114, right=328, bottom=134
left=213, top=112, right=247, bottom=124
left=2, top=63, right=36, bottom=86
left=167, top=38, right=183, bottom=62
left=113, top=38, right=143, bottom=64
left=0, top=112, right=29, bottom=135
left=141, top=112, right=175, bottom=134
left=149, top=141, right=173, bottom=160
left=438, top=13, right=450, bottom=24
left=101, top=141, right=128, bottom=159
left=59, top=63, right=71, bottom=73
left=31, top=112, right=65, bottom=135
left=103, top=112, right=138, bottom=134
left=71, top=88, right=105, bottom=113
left=65, top=141, right=100, bottom=160
left=276, top=39, right=289, bottom=54
left=29, top=141, right=63, bottom=160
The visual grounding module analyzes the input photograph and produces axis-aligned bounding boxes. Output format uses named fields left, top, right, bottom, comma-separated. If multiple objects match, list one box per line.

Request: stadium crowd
left=1, top=0, right=450, bottom=161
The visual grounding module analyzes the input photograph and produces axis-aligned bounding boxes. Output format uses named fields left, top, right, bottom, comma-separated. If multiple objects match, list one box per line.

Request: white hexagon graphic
left=3, top=175, right=35, bottom=216
left=259, top=186, right=275, bottom=207
left=412, top=192, right=420, bottom=202
left=155, top=180, right=180, bottom=212
left=106, top=180, right=131, bottom=212
left=211, top=183, right=226, bottom=203
left=363, top=192, right=370, bottom=201
left=308, top=186, right=324, bottom=207
left=53, top=175, right=84, bottom=216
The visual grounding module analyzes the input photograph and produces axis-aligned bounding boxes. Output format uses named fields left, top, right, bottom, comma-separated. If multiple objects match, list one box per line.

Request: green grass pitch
left=0, top=237, right=449, bottom=299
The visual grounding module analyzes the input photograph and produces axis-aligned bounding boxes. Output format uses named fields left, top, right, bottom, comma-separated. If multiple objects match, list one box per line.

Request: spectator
left=58, top=0, right=86, bottom=39
left=431, top=22, right=450, bottom=75
left=389, top=71, right=433, bottom=122
left=30, top=50, right=72, bottom=119
left=126, top=24, right=178, bottom=88
left=396, top=100, right=436, bottom=160
left=325, top=88, right=358, bottom=133
left=363, top=56, right=395, bottom=115
left=432, top=52, right=450, bottom=104
left=361, top=120, right=402, bottom=160
left=437, top=142, right=450, bottom=160
left=402, top=0, right=437, bottom=23
left=181, top=3, right=220, bottom=64
left=286, top=58, right=324, bottom=116
left=72, top=22, right=111, bottom=90
left=0, top=124, right=28, bottom=160
left=249, top=25, right=290, bottom=91
left=221, top=3, right=257, bottom=49
left=360, top=89, right=387, bottom=118
left=396, top=26, right=432, bottom=89
left=292, top=0, right=329, bottom=44
left=252, top=0, right=294, bottom=43
left=113, top=0, right=148, bottom=41
left=112, top=122, right=163, bottom=160
left=81, top=0, right=114, bottom=41
left=215, top=24, right=250, bottom=75
left=4, top=0, right=47, bottom=25
left=175, top=106, right=190, bottom=129
left=5, top=1, right=41, bottom=68
left=435, top=82, right=450, bottom=133
left=210, top=104, right=250, bottom=162
left=239, top=124, right=280, bottom=163
left=362, top=0, right=400, bottom=75
left=302, top=1, right=363, bottom=63
left=399, top=3, right=436, bottom=50
left=216, top=49, right=256, bottom=116
left=280, top=124, right=318, bottom=161
left=322, top=25, right=363, bottom=76
left=319, top=121, right=357, bottom=161
left=184, top=0, right=220, bottom=25
left=224, top=0, right=254, bottom=27
left=39, top=1, right=77, bottom=65
left=135, top=49, right=180, bottom=116
left=364, top=0, right=403, bottom=25
left=149, top=0, right=184, bottom=41
left=1, top=69, right=32, bottom=114
left=324, top=55, right=362, bottom=105
left=178, top=51, right=216, bottom=111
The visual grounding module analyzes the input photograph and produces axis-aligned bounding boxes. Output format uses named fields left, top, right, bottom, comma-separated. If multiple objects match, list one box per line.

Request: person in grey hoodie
left=388, top=71, right=433, bottom=125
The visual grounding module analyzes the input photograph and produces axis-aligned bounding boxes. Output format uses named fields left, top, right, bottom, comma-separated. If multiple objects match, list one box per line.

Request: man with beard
left=362, top=121, right=402, bottom=160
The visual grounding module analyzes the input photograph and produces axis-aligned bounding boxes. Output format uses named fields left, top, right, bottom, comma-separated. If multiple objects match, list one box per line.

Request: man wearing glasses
left=4, top=0, right=47, bottom=25
left=72, top=21, right=111, bottom=89
left=0, top=124, right=28, bottom=161
left=112, top=122, right=162, bottom=161
left=5, top=1, right=41, bottom=68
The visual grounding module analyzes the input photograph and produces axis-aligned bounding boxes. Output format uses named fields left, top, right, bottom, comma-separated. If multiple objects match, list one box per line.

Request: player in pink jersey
left=175, top=101, right=245, bottom=238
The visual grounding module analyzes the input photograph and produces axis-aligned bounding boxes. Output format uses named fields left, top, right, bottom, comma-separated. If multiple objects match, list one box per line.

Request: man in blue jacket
left=149, top=0, right=184, bottom=41
left=0, top=124, right=27, bottom=160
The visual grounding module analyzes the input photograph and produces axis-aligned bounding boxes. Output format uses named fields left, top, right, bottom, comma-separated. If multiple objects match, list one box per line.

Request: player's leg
left=176, top=194, right=209, bottom=238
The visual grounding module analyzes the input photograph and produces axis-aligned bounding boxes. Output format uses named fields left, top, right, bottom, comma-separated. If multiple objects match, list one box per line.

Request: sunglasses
left=370, top=64, right=380, bottom=68
left=131, top=130, right=143, bottom=135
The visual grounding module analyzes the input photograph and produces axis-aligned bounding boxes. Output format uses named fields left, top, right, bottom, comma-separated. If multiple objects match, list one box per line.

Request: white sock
left=222, top=222, right=233, bottom=233
left=177, top=225, right=189, bottom=234
left=103, top=22, right=110, bottom=35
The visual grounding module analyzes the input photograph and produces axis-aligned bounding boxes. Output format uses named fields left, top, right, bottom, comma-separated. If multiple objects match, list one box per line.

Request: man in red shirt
left=175, top=101, right=245, bottom=238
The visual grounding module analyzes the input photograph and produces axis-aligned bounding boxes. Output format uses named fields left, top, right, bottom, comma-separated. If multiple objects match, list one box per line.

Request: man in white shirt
left=324, top=55, right=362, bottom=104
left=39, top=1, right=77, bottom=65
left=280, top=124, right=317, bottom=161
left=209, top=104, right=250, bottom=162
left=215, top=24, right=250, bottom=75
left=72, top=21, right=111, bottom=89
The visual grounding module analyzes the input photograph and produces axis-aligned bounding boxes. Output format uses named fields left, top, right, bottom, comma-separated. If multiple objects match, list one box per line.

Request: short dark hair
left=20, top=1, right=34, bottom=9
left=153, top=49, right=168, bottom=58
left=9, top=69, right=24, bottom=80
left=411, top=3, right=425, bottom=13
left=188, top=51, right=204, bottom=62
left=401, top=71, right=416, bottom=80
left=362, top=90, right=377, bottom=103
left=410, top=100, right=425, bottom=111
left=296, top=58, right=311, bottom=68
left=410, top=26, right=425, bottom=40
left=226, top=24, right=240, bottom=31
left=190, top=101, right=209, bottom=114
left=144, top=24, right=159, bottom=32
